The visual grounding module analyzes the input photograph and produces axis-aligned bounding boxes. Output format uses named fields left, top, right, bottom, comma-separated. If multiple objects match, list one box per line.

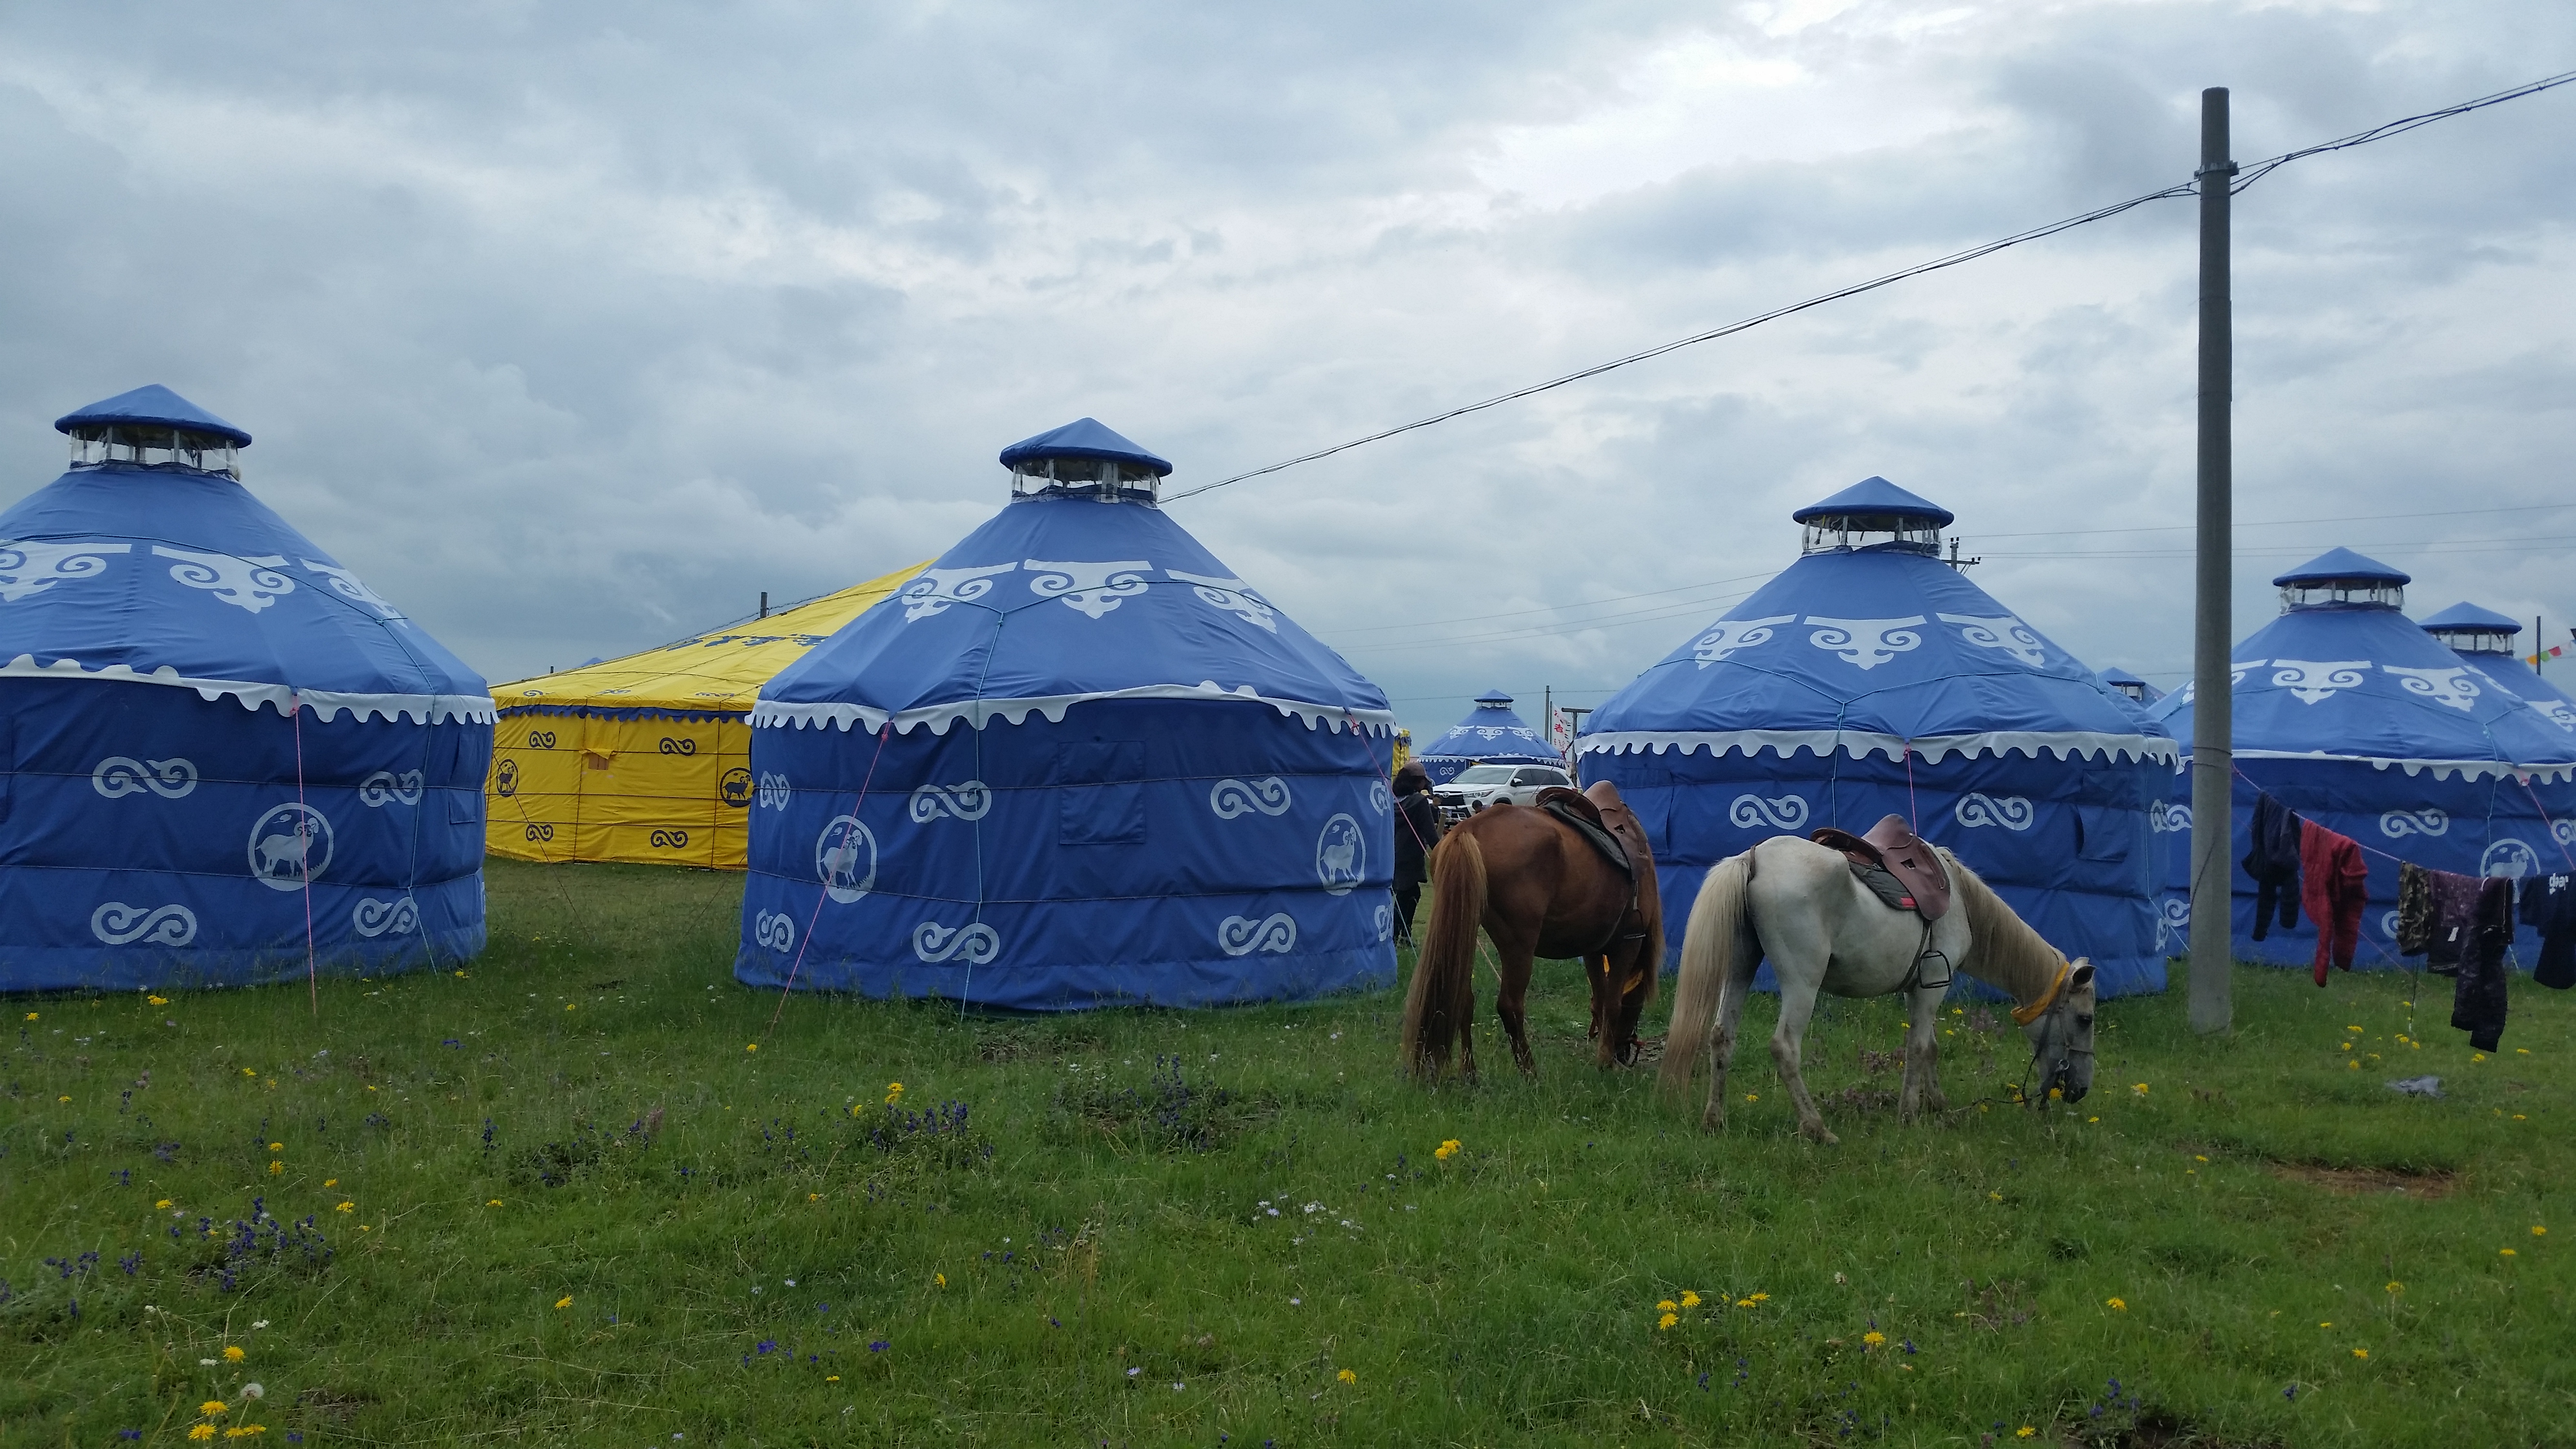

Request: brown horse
left=1398, top=786, right=1665, bottom=1080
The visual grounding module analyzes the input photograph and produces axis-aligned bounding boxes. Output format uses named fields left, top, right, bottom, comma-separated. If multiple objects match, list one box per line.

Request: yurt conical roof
left=2417, top=600, right=2576, bottom=735
left=1415, top=689, right=1558, bottom=780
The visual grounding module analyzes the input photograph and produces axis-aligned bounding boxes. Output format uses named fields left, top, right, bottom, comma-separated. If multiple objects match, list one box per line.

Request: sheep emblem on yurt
left=736, top=419, right=1398, bottom=1009
left=1577, top=476, right=2176, bottom=998
left=0, top=386, right=492, bottom=991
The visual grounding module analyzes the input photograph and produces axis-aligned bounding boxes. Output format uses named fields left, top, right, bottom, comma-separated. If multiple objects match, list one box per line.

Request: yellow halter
left=2010, top=960, right=2073, bottom=1027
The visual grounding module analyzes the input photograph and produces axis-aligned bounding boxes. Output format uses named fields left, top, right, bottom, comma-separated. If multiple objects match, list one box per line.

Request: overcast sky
left=3, top=2, right=2569, bottom=738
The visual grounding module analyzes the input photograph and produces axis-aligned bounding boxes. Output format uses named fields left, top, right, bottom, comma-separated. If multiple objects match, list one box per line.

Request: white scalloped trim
left=749, top=680, right=1396, bottom=737
left=2201, top=746, right=2576, bottom=785
left=0, top=653, right=497, bottom=725
left=1573, top=727, right=2181, bottom=766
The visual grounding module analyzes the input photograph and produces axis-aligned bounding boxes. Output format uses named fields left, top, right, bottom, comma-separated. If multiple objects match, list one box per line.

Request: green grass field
left=6, top=859, right=2570, bottom=1447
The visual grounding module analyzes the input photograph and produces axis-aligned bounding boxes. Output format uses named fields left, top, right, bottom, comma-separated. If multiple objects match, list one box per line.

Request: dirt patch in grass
left=2267, top=1161, right=2457, bottom=1197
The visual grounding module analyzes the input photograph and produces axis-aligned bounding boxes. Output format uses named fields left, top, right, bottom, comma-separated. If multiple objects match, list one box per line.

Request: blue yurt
left=1415, top=689, right=1559, bottom=784
left=2148, top=551, right=2576, bottom=966
left=2099, top=666, right=2164, bottom=705
left=736, top=419, right=1398, bottom=1010
left=0, top=386, right=492, bottom=991
left=2419, top=601, right=2576, bottom=734
left=1577, top=477, right=2177, bottom=997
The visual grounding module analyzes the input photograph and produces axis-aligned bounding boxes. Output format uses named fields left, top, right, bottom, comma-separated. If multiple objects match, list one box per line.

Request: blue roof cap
left=997, top=418, right=1172, bottom=477
left=1473, top=688, right=1513, bottom=706
left=1791, top=476, right=1954, bottom=529
left=2271, top=547, right=2408, bottom=588
left=2419, top=600, right=2521, bottom=634
left=54, top=384, right=251, bottom=448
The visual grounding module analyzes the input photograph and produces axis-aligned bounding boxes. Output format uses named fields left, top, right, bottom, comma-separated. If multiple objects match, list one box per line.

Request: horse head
left=2023, top=959, right=2096, bottom=1104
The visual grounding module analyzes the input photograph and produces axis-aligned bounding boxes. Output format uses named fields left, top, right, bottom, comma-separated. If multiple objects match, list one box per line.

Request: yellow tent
left=486, top=561, right=929, bottom=869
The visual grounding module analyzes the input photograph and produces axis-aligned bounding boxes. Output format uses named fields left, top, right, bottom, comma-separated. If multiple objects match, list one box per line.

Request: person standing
left=1391, top=762, right=1443, bottom=946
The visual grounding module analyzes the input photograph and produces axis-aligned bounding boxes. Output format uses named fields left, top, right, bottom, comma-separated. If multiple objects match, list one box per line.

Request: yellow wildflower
left=1657, top=1312, right=1678, bottom=1330
left=564, top=1003, right=576, bottom=1011
left=149, top=996, right=169, bottom=1005
left=224, top=1346, right=245, bottom=1363
left=200, top=1401, right=228, bottom=1417
left=57, top=1095, right=69, bottom=1103
left=2535, top=1226, right=2549, bottom=1237
left=1862, top=1331, right=1886, bottom=1347
left=2385, top=1282, right=2403, bottom=1294
left=22, top=1012, right=34, bottom=1021
left=746, top=1043, right=759, bottom=1053
left=488, top=1199, right=502, bottom=1207
left=268, top=1161, right=282, bottom=1175
left=826, top=1374, right=840, bottom=1382
left=1680, top=1291, right=1701, bottom=1308
left=2502, top=1248, right=2517, bottom=1256
left=269, top=1142, right=283, bottom=1151
left=156, top=1199, right=173, bottom=1208
left=334, top=1201, right=354, bottom=1213
left=934, top=1272, right=947, bottom=1287
left=188, top=1428, right=217, bottom=1443
left=2018, top=1430, right=2036, bottom=1439
left=323, top=1178, right=337, bottom=1187
left=1433, top=1139, right=1461, bottom=1160
left=1750, top=1292, right=1769, bottom=1302
left=2352, top=1348, right=2369, bottom=1359
left=2106, top=1297, right=2126, bottom=1310
left=1736, top=1299, right=1756, bottom=1308
left=886, top=1081, right=905, bottom=1105
left=1337, top=1368, right=1357, bottom=1385
left=1746, top=1093, right=1759, bottom=1102
left=1656, top=1299, right=1677, bottom=1312
left=555, top=1295, right=573, bottom=1308
left=2131, top=1082, right=2148, bottom=1096
left=241, top=1067, right=255, bottom=1076
left=224, top=1428, right=266, bottom=1439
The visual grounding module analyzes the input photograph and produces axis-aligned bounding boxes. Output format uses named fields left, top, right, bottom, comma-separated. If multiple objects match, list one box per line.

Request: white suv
left=1434, top=763, right=1572, bottom=820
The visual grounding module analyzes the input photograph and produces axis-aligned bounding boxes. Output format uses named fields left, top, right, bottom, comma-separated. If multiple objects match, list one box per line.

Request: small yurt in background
left=2099, top=666, right=2164, bottom=705
left=737, top=419, right=1397, bottom=1010
left=1577, top=476, right=2176, bottom=997
left=487, top=561, right=926, bottom=869
left=2149, top=551, right=2576, bottom=966
left=1415, top=689, right=1560, bottom=783
left=2418, top=601, right=2576, bottom=733
left=0, top=386, right=491, bottom=991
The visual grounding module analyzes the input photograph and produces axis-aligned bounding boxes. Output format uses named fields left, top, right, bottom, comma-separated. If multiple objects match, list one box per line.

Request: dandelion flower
left=200, top=1401, right=228, bottom=1417
left=2017, top=1429, right=2036, bottom=1439
left=268, top=1161, right=282, bottom=1175
left=2106, top=1297, right=2126, bottom=1310
left=1680, top=1291, right=1701, bottom=1308
left=334, top=1202, right=354, bottom=1213
left=22, top=1012, right=34, bottom=1021
left=934, top=1272, right=947, bottom=1288
left=555, top=1295, right=573, bottom=1309
left=2352, top=1348, right=2369, bottom=1359
left=1656, top=1299, right=1677, bottom=1313
left=149, top=996, right=168, bottom=1005
left=1862, top=1331, right=1886, bottom=1348
left=188, top=1428, right=217, bottom=1443
left=2131, top=1083, right=2149, bottom=1096
left=745, top=1043, right=759, bottom=1053
left=564, top=1003, right=576, bottom=1012
left=488, top=1199, right=502, bottom=1207
left=57, top=1095, right=69, bottom=1103
left=156, top=1200, right=173, bottom=1209
left=1337, top=1368, right=1357, bottom=1385
left=2194, top=1155, right=2208, bottom=1162
left=1736, top=1299, right=1756, bottom=1308
left=826, top=1374, right=840, bottom=1382
left=242, top=1067, right=256, bottom=1076
left=885, top=1082, right=904, bottom=1105
left=1658, top=1312, right=1678, bottom=1330
left=224, top=1346, right=245, bottom=1363
left=2535, top=1226, right=2548, bottom=1237
left=1750, top=1292, right=1768, bottom=1302
left=2502, top=1248, right=2517, bottom=1256
left=1434, top=1139, right=1461, bottom=1161
left=2319, top=1321, right=2333, bottom=1328
left=323, top=1178, right=337, bottom=1187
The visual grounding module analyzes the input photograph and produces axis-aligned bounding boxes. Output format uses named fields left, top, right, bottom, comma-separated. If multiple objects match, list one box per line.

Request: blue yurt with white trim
left=2148, top=552, right=2576, bottom=967
left=736, top=419, right=1398, bottom=1010
left=1577, top=477, right=2176, bottom=998
left=2099, top=666, right=2163, bottom=705
left=0, top=386, right=492, bottom=991
left=2420, top=601, right=2576, bottom=734
left=1415, top=689, right=1559, bottom=784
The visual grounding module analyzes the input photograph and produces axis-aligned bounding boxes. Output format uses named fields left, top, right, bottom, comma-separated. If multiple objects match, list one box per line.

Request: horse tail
left=1658, top=851, right=1751, bottom=1100
left=1400, top=829, right=1486, bottom=1079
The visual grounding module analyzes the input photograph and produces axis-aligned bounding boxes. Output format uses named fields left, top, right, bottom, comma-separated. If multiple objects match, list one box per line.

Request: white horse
left=1658, top=836, right=2096, bottom=1143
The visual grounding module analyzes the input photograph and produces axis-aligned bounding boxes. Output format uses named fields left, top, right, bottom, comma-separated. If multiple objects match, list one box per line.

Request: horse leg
left=1701, top=954, right=1753, bottom=1132
left=1496, top=948, right=1539, bottom=1079
left=1768, top=976, right=1838, bottom=1145
left=1900, top=986, right=1947, bottom=1123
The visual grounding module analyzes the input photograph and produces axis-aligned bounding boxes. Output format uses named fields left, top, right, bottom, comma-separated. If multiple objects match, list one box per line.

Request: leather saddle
left=1533, top=782, right=1662, bottom=950
left=1810, top=814, right=1951, bottom=922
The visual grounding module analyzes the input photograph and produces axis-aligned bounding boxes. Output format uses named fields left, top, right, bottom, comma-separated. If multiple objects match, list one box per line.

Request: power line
left=1166, top=68, right=2576, bottom=503
left=1962, top=500, right=2576, bottom=541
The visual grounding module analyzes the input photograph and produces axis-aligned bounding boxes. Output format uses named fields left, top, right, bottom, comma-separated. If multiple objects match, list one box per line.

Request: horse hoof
left=1801, top=1124, right=1839, bottom=1145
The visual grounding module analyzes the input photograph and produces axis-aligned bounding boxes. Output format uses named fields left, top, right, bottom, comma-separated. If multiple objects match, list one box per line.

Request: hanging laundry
left=2298, top=818, right=2368, bottom=986
left=2403, top=868, right=2487, bottom=976
left=2241, top=792, right=2303, bottom=940
left=2394, top=861, right=2432, bottom=955
left=2521, top=870, right=2576, bottom=991
left=2449, top=877, right=2513, bottom=1051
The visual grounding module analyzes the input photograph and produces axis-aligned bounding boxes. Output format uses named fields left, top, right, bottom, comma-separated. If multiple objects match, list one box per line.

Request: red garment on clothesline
left=2300, top=818, right=2369, bottom=985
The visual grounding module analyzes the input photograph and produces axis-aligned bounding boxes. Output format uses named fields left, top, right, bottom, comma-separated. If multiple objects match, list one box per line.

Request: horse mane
left=1940, top=848, right=2067, bottom=1002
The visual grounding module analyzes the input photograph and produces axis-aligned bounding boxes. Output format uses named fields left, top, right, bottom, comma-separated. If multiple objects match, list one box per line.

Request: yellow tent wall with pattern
left=486, top=562, right=929, bottom=869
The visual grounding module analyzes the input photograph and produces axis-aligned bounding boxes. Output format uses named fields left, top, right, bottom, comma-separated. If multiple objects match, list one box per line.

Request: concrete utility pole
left=2188, top=87, right=2237, bottom=1035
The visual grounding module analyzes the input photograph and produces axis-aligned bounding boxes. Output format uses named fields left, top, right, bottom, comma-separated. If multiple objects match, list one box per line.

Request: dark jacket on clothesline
left=2450, top=877, right=2514, bottom=1051
left=2242, top=793, right=2302, bottom=939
